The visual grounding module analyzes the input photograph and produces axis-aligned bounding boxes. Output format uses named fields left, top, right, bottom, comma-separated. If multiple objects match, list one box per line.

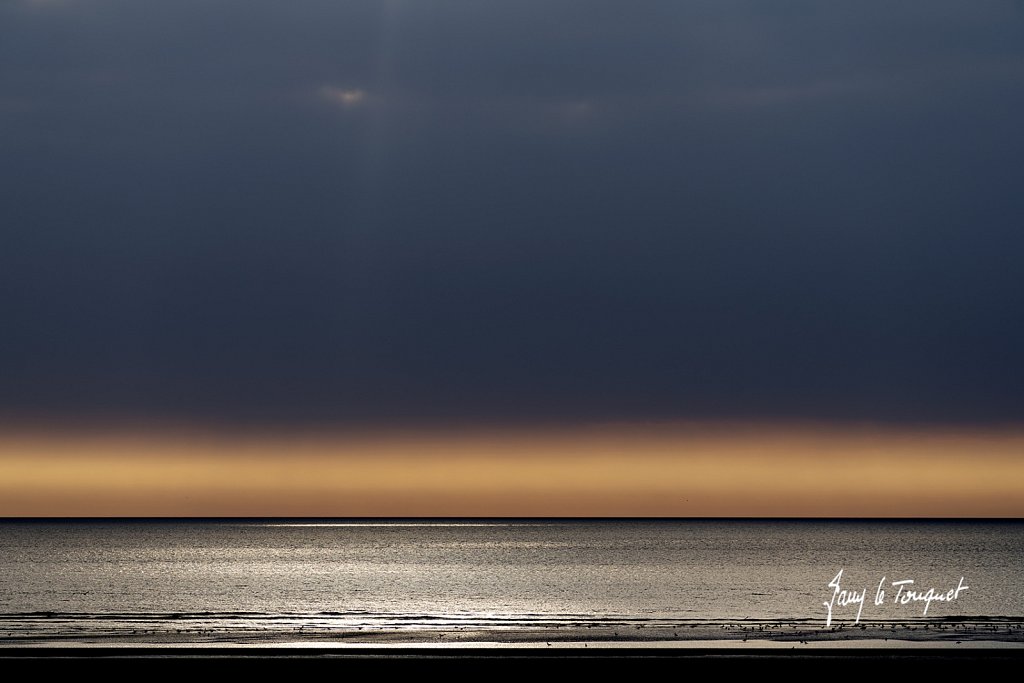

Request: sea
left=0, top=519, right=1021, bottom=644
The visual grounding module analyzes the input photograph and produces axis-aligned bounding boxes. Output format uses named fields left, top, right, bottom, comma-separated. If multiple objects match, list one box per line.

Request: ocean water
left=0, top=520, right=1021, bottom=641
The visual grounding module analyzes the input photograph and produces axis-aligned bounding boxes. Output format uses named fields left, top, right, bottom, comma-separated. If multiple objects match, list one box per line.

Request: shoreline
left=2, top=617, right=1022, bottom=647
left=3, top=639, right=1024, bottom=649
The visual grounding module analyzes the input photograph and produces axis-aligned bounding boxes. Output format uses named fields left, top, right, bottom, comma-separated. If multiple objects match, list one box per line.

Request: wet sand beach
left=2, top=613, right=1021, bottom=647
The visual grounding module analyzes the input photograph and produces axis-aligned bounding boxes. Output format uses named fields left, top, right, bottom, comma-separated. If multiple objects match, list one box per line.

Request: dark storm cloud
left=2, top=0, right=1023, bottom=425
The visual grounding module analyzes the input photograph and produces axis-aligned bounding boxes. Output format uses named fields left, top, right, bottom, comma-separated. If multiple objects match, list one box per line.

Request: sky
left=2, top=1, right=1023, bottom=515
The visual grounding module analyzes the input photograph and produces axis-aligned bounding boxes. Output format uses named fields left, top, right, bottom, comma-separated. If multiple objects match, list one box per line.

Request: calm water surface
left=1, top=520, right=1020, bottom=627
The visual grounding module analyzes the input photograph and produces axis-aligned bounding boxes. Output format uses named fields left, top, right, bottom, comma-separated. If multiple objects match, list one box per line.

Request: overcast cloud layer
left=2, top=1, right=1023, bottom=426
